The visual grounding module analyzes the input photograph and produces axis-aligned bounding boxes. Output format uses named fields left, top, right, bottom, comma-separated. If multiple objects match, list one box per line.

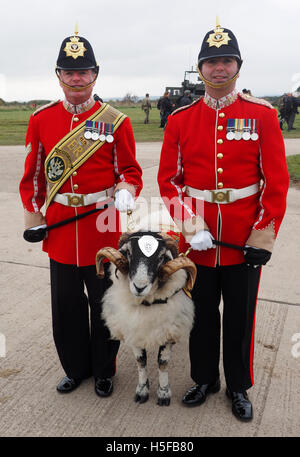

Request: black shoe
left=56, top=376, right=81, bottom=393
left=226, top=389, right=253, bottom=421
left=182, top=379, right=220, bottom=406
left=95, top=377, right=113, bottom=397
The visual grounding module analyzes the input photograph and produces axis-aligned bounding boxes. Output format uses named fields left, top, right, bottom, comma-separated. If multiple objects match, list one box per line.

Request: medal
left=84, top=131, right=92, bottom=140
left=242, top=119, right=251, bottom=140
left=98, top=122, right=106, bottom=141
left=105, top=123, right=114, bottom=143
left=226, top=119, right=235, bottom=140
left=251, top=119, right=259, bottom=141
left=243, top=131, right=251, bottom=140
left=91, top=121, right=100, bottom=141
left=234, top=119, right=242, bottom=140
left=84, top=120, right=93, bottom=140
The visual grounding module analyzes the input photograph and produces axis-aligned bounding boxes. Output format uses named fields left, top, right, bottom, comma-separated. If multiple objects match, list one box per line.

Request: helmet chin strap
left=55, top=69, right=98, bottom=92
left=197, top=65, right=240, bottom=89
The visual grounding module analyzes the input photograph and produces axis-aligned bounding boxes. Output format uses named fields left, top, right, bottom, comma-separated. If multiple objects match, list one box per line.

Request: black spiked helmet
left=198, top=20, right=242, bottom=68
left=56, top=29, right=99, bottom=73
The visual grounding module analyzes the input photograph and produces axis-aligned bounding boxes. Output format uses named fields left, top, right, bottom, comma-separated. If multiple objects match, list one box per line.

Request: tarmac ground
left=0, top=140, right=299, bottom=438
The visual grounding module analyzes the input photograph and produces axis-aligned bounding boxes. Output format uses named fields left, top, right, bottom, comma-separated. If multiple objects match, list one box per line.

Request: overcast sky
left=1, top=0, right=299, bottom=101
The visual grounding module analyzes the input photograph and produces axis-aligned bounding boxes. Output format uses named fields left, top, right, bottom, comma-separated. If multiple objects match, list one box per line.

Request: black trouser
left=50, top=259, right=120, bottom=380
left=287, top=112, right=296, bottom=130
left=190, top=263, right=261, bottom=392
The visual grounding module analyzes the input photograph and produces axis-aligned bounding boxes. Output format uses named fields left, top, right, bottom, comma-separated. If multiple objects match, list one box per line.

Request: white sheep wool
left=138, top=235, right=159, bottom=257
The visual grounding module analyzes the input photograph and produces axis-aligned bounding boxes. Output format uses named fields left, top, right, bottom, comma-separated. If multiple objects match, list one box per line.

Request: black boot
left=226, top=389, right=253, bottom=421
left=182, top=379, right=220, bottom=406
left=95, top=377, right=113, bottom=397
left=56, top=376, right=82, bottom=393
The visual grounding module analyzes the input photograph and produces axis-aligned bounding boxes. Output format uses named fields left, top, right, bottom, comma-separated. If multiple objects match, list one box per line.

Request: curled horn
left=159, top=232, right=179, bottom=259
left=95, top=247, right=129, bottom=278
left=159, top=256, right=197, bottom=291
left=118, top=232, right=132, bottom=249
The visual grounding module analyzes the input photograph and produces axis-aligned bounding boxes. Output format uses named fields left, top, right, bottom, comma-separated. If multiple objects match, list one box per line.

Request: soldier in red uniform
left=158, top=21, right=289, bottom=421
left=19, top=29, right=143, bottom=397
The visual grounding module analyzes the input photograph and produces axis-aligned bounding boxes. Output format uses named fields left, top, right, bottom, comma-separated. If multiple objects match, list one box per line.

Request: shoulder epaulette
left=33, top=100, right=60, bottom=116
left=171, top=97, right=203, bottom=116
left=238, top=93, right=273, bottom=109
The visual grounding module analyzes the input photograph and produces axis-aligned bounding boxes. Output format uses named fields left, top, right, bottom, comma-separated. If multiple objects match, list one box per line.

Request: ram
left=96, top=231, right=196, bottom=406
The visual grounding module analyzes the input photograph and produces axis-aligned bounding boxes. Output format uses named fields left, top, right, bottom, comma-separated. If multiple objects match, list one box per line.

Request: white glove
left=114, top=189, right=135, bottom=212
left=190, top=230, right=216, bottom=251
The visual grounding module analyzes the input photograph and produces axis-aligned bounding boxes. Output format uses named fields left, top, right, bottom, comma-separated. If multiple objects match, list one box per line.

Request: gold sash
left=44, top=103, right=127, bottom=208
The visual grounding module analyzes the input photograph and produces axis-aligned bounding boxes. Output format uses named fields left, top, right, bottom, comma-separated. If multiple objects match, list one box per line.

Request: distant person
left=279, top=93, right=288, bottom=130
left=157, top=96, right=164, bottom=127
left=19, top=28, right=142, bottom=398
left=160, top=91, right=174, bottom=128
left=177, top=90, right=193, bottom=107
left=284, top=93, right=298, bottom=131
left=141, top=93, right=152, bottom=124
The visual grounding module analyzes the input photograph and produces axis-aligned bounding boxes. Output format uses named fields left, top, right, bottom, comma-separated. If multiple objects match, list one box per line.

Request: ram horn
left=95, top=247, right=129, bottom=278
left=159, top=256, right=197, bottom=291
left=158, top=232, right=179, bottom=259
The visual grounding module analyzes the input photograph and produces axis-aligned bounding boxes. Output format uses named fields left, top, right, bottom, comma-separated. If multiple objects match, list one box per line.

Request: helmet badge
left=64, top=24, right=87, bottom=59
left=206, top=16, right=231, bottom=48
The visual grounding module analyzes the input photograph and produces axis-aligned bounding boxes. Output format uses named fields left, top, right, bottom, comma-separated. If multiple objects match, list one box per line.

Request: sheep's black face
left=119, top=232, right=173, bottom=297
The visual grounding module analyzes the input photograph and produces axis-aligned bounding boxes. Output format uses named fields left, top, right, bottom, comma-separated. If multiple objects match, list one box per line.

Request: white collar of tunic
left=63, top=96, right=95, bottom=114
left=203, top=89, right=237, bottom=110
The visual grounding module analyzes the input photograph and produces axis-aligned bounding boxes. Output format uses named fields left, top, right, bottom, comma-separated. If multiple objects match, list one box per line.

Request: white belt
left=53, top=186, right=115, bottom=207
left=185, top=183, right=260, bottom=204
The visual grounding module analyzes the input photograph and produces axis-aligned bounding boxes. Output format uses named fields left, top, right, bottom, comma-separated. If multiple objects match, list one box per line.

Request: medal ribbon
left=238, top=118, right=243, bottom=134
left=85, top=120, right=93, bottom=132
left=227, top=118, right=235, bottom=133
left=234, top=118, right=238, bottom=134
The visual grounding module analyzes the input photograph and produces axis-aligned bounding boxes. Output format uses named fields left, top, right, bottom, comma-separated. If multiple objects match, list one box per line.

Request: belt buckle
left=67, top=194, right=84, bottom=206
left=211, top=190, right=231, bottom=203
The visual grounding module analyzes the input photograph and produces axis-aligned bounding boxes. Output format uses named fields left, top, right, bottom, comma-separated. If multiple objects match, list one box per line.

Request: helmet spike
left=216, top=15, right=220, bottom=28
left=74, top=22, right=79, bottom=36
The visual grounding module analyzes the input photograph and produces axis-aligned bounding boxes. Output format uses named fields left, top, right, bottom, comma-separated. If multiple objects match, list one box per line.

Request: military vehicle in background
left=165, top=67, right=205, bottom=106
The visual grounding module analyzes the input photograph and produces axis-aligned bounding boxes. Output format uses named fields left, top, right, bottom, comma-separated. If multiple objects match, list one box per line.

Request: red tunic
left=158, top=92, right=289, bottom=267
left=19, top=100, right=143, bottom=266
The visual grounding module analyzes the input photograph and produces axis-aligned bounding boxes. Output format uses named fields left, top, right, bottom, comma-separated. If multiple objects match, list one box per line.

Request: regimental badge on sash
left=46, top=148, right=73, bottom=182
left=226, top=119, right=259, bottom=141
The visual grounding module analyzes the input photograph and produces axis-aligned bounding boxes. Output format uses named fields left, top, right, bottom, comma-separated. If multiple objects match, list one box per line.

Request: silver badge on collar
left=138, top=235, right=159, bottom=257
